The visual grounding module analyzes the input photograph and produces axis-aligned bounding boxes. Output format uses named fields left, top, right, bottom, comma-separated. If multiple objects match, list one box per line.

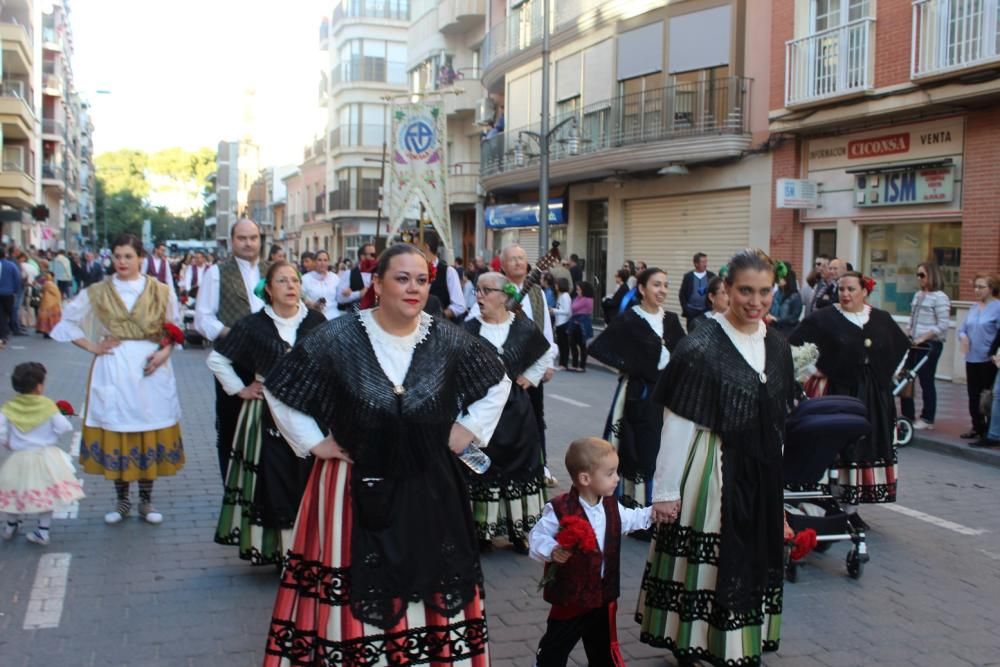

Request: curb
left=909, top=435, right=1000, bottom=468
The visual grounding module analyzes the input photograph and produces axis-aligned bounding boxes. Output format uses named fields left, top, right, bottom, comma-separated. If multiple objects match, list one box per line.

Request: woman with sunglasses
left=465, top=272, right=555, bottom=553
left=207, top=261, right=326, bottom=566
left=901, top=263, right=952, bottom=431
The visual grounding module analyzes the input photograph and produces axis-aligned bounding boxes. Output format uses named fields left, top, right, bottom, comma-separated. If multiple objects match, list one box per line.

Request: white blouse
left=632, top=305, right=671, bottom=370
left=0, top=412, right=73, bottom=452
left=207, top=304, right=309, bottom=395
left=651, top=317, right=768, bottom=503
left=51, top=275, right=181, bottom=341
left=834, top=303, right=872, bottom=329
left=476, top=313, right=556, bottom=387
left=265, top=310, right=513, bottom=458
left=302, top=271, right=342, bottom=320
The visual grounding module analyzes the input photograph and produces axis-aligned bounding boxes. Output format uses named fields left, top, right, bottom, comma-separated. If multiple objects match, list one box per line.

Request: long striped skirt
left=603, top=376, right=658, bottom=507
left=215, top=400, right=291, bottom=566
left=470, top=478, right=546, bottom=541
left=636, top=430, right=782, bottom=667
left=264, top=458, right=491, bottom=667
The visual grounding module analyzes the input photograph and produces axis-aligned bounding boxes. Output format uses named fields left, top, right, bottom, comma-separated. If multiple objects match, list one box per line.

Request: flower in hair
left=863, top=276, right=876, bottom=293
left=502, top=282, right=520, bottom=300
left=253, top=278, right=267, bottom=301
left=775, top=261, right=789, bottom=281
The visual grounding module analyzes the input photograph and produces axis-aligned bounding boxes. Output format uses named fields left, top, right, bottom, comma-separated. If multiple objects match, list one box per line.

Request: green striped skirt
left=471, top=480, right=547, bottom=541
left=636, top=429, right=782, bottom=666
left=215, top=399, right=292, bottom=567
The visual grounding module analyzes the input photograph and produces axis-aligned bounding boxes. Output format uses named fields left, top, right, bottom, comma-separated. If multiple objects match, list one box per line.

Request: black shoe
left=960, top=430, right=981, bottom=439
left=511, top=537, right=530, bottom=555
left=970, top=438, right=1000, bottom=449
left=847, top=513, right=870, bottom=531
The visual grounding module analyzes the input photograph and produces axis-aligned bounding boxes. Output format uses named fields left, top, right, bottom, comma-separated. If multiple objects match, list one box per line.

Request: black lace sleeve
left=454, top=332, right=508, bottom=415
left=652, top=330, right=720, bottom=430
left=264, top=323, right=340, bottom=427
left=587, top=316, right=627, bottom=372
left=213, top=313, right=259, bottom=375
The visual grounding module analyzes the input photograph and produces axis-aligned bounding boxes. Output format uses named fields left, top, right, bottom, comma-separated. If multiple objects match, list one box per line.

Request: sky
left=72, top=0, right=328, bottom=165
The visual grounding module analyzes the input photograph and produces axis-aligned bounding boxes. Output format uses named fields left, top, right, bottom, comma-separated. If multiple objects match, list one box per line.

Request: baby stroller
left=783, top=395, right=872, bottom=581
left=891, top=345, right=932, bottom=447
left=179, top=296, right=207, bottom=348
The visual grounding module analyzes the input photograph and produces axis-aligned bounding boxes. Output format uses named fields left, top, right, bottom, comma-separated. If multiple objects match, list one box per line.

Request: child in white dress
left=0, top=362, right=84, bottom=545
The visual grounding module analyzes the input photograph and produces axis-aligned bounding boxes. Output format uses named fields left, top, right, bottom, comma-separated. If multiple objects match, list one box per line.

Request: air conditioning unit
left=475, top=97, right=495, bottom=127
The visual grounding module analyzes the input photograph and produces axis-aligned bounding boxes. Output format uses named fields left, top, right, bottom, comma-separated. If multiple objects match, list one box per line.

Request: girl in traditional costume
left=1, top=362, right=84, bottom=545
left=51, top=233, right=183, bottom=525
left=588, top=268, right=685, bottom=508
left=638, top=249, right=796, bottom=667
left=208, top=261, right=326, bottom=566
left=464, top=271, right=555, bottom=553
left=789, top=272, right=909, bottom=507
left=261, top=245, right=511, bottom=667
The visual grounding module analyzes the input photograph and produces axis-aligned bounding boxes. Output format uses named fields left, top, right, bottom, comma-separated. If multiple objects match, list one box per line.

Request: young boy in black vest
left=529, top=437, right=653, bottom=667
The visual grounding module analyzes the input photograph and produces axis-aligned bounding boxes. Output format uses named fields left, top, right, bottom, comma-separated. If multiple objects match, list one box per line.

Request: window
left=337, top=40, right=406, bottom=84
left=861, top=222, right=961, bottom=316
left=619, top=72, right=664, bottom=142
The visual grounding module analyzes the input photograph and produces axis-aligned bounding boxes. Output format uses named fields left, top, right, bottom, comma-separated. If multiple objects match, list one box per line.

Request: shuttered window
left=624, top=189, right=751, bottom=317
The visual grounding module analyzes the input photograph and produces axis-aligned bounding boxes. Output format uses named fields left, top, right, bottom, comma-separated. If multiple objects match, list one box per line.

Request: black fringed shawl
left=652, top=318, right=796, bottom=616
left=464, top=313, right=552, bottom=380
left=589, top=307, right=686, bottom=385
left=214, top=308, right=327, bottom=378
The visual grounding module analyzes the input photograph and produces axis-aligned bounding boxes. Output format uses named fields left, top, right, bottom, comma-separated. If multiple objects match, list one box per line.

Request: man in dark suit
left=678, top=252, right=716, bottom=331
left=81, top=251, right=105, bottom=287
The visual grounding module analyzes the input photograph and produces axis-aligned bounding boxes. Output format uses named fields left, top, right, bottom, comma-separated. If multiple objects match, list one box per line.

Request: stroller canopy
left=784, top=396, right=872, bottom=485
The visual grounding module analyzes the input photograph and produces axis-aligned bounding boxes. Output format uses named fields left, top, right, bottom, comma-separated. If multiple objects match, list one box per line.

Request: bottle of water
left=458, top=443, right=492, bottom=474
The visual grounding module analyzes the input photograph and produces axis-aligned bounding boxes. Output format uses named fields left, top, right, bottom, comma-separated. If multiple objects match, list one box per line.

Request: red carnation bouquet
left=160, top=323, right=185, bottom=348
left=789, top=528, right=818, bottom=561
left=56, top=400, right=75, bottom=416
left=538, top=515, right=599, bottom=590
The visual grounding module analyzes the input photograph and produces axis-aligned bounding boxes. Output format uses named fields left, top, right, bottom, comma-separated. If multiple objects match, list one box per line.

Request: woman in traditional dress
left=638, top=249, right=796, bottom=667
left=465, top=271, right=554, bottom=554
left=35, top=271, right=62, bottom=336
left=51, top=233, right=183, bottom=525
left=301, top=249, right=341, bottom=320
left=207, top=261, right=326, bottom=566
left=588, top=267, right=685, bottom=508
left=789, top=272, right=909, bottom=507
left=261, top=244, right=511, bottom=667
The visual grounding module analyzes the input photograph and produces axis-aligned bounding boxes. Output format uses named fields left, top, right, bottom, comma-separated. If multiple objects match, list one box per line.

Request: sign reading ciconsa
left=854, top=166, right=954, bottom=207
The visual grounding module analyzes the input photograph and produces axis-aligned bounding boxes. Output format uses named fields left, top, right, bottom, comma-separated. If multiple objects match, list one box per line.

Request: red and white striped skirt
left=263, top=458, right=490, bottom=667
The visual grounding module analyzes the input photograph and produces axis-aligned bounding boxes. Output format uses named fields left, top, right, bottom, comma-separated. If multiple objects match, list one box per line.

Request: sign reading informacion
left=776, top=178, right=819, bottom=209
left=854, top=166, right=955, bottom=207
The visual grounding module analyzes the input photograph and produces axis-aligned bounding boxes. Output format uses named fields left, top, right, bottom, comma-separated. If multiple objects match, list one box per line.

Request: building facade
left=213, top=138, right=260, bottom=250
left=322, top=0, right=410, bottom=262
left=0, top=0, right=36, bottom=246
left=408, top=0, right=487, bottom=262
left=479, top=0, right=773, bottom=319
left=769, top=0, right=1000, bottom=380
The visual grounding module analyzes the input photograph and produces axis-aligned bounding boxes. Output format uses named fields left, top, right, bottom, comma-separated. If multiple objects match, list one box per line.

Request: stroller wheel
left=895, top=419, right=914, bottom=447
left=846, top=549, right=864, bottom=579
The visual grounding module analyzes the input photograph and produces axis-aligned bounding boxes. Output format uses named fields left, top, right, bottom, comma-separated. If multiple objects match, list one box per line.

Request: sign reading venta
left=386, top=103, right=452, bottom=257
left=855, top=166, right=955, bottom=207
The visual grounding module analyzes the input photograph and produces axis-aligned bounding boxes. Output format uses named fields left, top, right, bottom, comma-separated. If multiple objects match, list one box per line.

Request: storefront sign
left=776, top=178, right=818, bottom=209
left=807, top=118, right=964, bottom=171
left=485, top=200, right=566, bottom=229
left=854, top=166, right=954, bottom=207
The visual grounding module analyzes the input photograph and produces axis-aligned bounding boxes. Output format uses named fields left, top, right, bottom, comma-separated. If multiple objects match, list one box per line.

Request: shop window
left=861, top=222, right=961, bottom=316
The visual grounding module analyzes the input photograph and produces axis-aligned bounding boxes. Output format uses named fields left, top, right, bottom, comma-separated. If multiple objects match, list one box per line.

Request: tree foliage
left=94, top=147, right=215, bottom=246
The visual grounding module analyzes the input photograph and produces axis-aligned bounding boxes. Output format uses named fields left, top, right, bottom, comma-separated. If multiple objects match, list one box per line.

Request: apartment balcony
left=483, top=0, right=544, bottom=73
left=447, top=163, right=480, bottom=205
left=0, top=153, right=34, bottom=208
left=328, top=187, right=380, bottom=214
left=439, top=68, right=482, bottom=116
left=329, top=124, right=389, bottom=152
left=439, top=0, right=486, bottom=36
left=785, top=17, right=875, bottom=107
left=481, top=77, right=751, bottom=191
left=42, top=72, right=62, bottom=97
left=41, top=118, right=64, bottom=141
left=42, top=26, right=60, bottom=51
left=333, top=1, right=409, bottom=25
left=0, top=22, right=33, bottom=74
left=912, top=0, right=1000, bottom=80
left=42, top=164, right=65, bottom=191
left=331, top=59, right=408, bottom=87
left=0, top=83, right=34, bottom=138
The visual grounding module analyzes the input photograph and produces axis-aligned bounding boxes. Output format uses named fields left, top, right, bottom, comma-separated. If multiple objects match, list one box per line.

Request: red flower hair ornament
left=862, top=276, right=876, bottom=294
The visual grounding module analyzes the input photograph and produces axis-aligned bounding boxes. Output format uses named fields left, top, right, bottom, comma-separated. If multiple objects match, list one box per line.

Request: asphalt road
left=1, top=333, right=998, bottom=667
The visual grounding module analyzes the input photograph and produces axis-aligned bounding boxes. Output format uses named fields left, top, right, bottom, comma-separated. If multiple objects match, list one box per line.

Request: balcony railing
left=1, top=80, right=29, bottom=101
left=448, top=163, right=480, bottom=198
left=785, top=17, right=875, bottom=106
left=333, top=1, right=409, bottom=23
left=485, top=0, right=544, bottom=67
left=42, top=119, right=65, bottom=136
left=42, top=165, right=64, bottom=180
left=481, top=77, right=750, bottom=178
left=912, top=0, right=1000, bottom=78
left=331, top=59, right=407, bottom=86
left=328, top=187, right=381, bottom=212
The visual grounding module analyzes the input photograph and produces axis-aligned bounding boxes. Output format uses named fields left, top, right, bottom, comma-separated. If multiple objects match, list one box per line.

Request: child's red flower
left=162, top=323, right=185, bottom=346
left=555, top=515, right=598, bottom=552
left=56, top=400, right=75, bottom=416
left=790, top=528, right=818, bottom=561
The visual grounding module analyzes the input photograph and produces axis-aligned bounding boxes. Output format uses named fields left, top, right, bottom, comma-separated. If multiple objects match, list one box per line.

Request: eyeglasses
left=916, top=272, right=927, bottom=278
left=272, top=277, right=301, bottom=286
left=476, top=286, right=504, bottom=296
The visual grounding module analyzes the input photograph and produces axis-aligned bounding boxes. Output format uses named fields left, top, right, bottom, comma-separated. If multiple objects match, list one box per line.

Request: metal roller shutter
left=624, top=189, right=751, bottom=317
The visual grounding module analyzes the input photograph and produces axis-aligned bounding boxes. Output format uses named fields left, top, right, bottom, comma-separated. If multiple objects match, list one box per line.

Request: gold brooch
left=393, top=385, right=405, bottom=396
left=864, top=338, right=872, bottom=348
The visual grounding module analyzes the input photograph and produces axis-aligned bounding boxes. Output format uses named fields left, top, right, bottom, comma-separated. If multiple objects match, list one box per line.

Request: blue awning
left=485, top=199, right=566, bottom=229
